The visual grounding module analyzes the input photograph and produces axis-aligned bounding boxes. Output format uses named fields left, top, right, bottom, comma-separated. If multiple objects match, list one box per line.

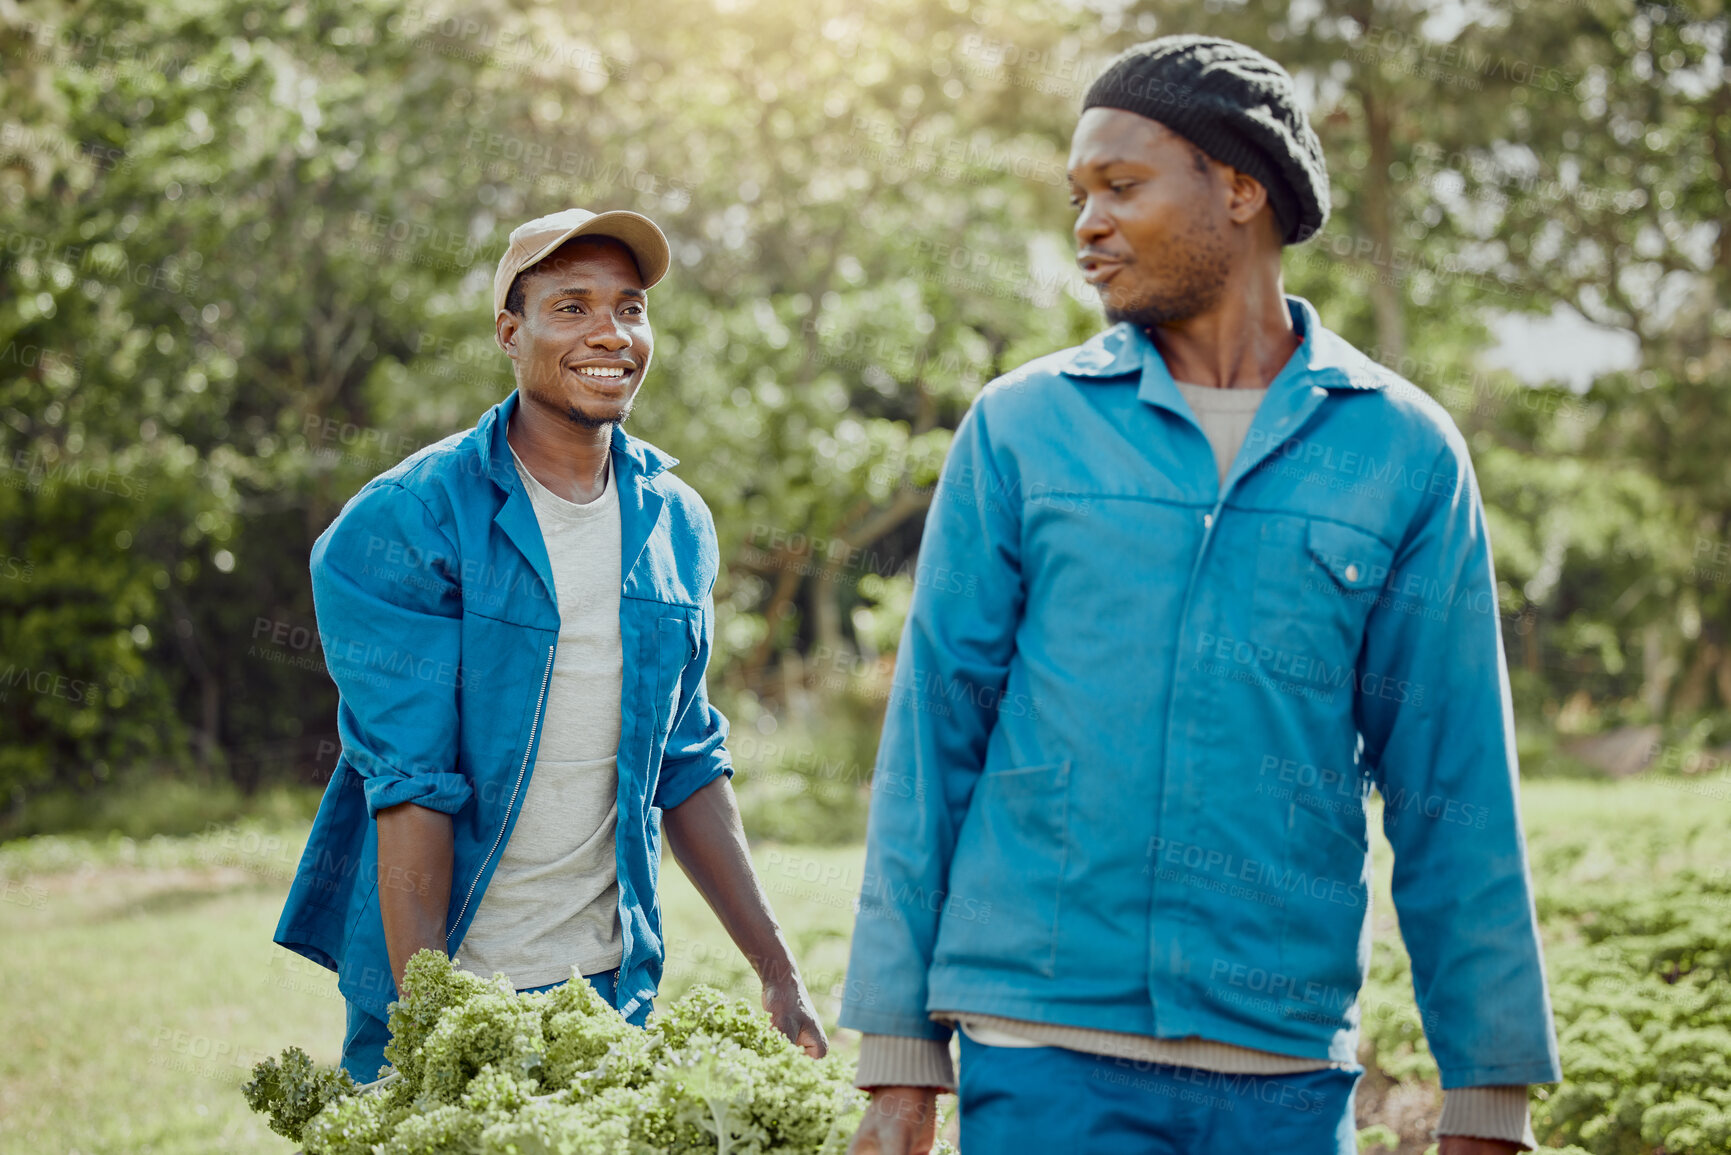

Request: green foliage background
left=2, top=0, right=1729, bottom=828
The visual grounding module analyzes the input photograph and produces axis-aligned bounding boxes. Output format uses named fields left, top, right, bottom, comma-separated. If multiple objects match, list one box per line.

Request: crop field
left=0, top=777, right=1725, bottom=1155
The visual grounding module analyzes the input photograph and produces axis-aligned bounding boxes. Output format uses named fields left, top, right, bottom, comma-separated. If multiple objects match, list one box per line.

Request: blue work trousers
left=957, top=1033, right=1361, bottom=1155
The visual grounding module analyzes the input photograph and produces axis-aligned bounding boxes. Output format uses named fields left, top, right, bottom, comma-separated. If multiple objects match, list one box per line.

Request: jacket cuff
left=361, top=769, right=473, bottom=818
left=653, top=757, right=733, bottom=811
left=1436, top=1086, right=1535, bottom=1149
left=855, top=1034, right=956, bottom=1092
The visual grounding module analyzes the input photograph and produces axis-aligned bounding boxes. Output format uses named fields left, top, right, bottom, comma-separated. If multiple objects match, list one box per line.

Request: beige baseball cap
left=492, top=207, right=671, bottom=319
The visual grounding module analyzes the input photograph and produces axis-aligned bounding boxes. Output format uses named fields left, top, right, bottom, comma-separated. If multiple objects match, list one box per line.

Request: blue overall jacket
left=840, top=296, right=1561, bottom=1090
left=274, top=389, right=732, bottom=1023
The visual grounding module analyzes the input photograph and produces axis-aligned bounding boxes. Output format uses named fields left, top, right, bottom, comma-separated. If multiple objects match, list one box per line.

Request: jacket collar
left=474, top=390, right=680, bottom=608
left=1059, top=296, right=1386, bottom=497
left=1057, top=296, right=1388, bottom=394
left=475, top=389, right=679, bottom=493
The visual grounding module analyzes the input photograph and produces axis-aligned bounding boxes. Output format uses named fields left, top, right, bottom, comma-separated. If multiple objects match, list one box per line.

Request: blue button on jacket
left=274, top=390, right=732, bottom=1022
left=839, top=297, right=1561, bottom=1089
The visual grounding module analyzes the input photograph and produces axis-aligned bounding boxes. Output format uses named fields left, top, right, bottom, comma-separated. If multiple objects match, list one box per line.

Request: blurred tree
left=2, top=0, right=1725, bottom=828
left=0, top=0, right=514, bottom=814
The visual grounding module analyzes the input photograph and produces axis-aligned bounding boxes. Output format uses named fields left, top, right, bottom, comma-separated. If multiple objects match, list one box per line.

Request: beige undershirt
left=1175, top=378, right=1269, bottom=483
left=852, top=380, right=1536, bottom=1147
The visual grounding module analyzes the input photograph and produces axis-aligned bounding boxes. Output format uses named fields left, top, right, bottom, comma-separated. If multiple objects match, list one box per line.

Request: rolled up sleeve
left=1355, top=440, right=1561, bottom=1088
left=311, top=481, right=471, bottom=820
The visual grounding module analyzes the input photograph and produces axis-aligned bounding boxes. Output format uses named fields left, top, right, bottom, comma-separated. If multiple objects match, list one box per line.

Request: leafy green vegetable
left=245, top=950, right=930, bottom=1155
left=1359, top=848, right=1731, bottom=1155
left=240, top=1045, right=357, bottom=1142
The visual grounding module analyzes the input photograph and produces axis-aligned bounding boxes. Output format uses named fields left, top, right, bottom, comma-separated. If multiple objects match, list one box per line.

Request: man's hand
left=1438, top=1138, right=1525, bottom=1154
left=761, top=973, right=828, bottom=1058
left=662, top=778, right=829, bottom=1058
left=848, top=1087, right=938, bottom=1155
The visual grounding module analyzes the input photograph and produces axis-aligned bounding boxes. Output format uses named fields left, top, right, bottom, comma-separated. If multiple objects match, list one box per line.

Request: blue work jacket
left=274, top=389, right=732, bottom=1023
left=840, top=296, right=1561, bottom=1089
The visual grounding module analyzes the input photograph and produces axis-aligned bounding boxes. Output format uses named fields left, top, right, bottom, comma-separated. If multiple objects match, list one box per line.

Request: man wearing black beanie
left=842, top=35, right=1556, bottom=1155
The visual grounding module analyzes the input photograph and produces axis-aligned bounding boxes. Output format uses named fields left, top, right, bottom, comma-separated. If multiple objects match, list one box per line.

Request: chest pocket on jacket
left=1251, top=516, right=1395, bottom=671
left=654, top=614, right=695, bottom=734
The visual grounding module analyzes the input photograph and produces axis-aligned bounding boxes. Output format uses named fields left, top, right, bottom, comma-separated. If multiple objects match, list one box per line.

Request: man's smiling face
left=498, top=235, right=652, bottom=430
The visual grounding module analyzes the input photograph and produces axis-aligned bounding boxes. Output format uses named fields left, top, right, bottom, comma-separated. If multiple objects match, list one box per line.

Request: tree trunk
left=1358, top=84, right=1406, bottom=361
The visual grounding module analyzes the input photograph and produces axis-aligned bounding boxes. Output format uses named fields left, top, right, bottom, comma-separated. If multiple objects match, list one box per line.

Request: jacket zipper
left=448, top=642, right=556, bottom=944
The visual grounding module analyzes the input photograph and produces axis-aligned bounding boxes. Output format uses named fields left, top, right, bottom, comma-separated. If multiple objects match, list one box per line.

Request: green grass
left=0, top=778, right=325, bottom=843
left=0, top=777, right=1723, bottom=1154
left=0, top=823, right=866, bottom=1155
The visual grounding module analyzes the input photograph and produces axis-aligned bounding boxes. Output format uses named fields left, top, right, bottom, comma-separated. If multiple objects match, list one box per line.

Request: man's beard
left=561, top=397, right=633, bottom=430
left=521, top=367, right=635, bottom=430
left=1101, top=219, right=1232, bottom=329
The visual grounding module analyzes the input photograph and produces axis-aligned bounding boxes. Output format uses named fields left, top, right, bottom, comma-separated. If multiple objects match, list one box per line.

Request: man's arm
left=651, top=583, right=825, bottom=1055
left=309, top=480, right=468, bottom=995
left=1356, top=438, right=1559, bottom=1150
left=842, top=400, right=1027, bottom=1149
left=662, top=775, right=827, bottom=1057
left=377, top=802, right=455, bottom=992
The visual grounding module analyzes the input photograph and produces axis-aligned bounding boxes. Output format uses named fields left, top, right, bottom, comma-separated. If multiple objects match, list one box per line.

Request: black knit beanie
left=1082, top=35, right=1329, bottom=245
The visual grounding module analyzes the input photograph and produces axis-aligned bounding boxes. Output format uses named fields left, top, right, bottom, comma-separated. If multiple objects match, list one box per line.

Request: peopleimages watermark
left=458, top=131, right=691, bottom=204
left=844, top=115, right=1068, bottom=189
left=1192, top=632, right=1426, bottom=708
left=909, top=238, right=1091, bottom=307
left=760, top=851, right=864, bottom=914
left=358, top=531, right=554, bottom=611
left=395, top=6, right=629, bottom=81
left=1207, top=958, right=1358, bottom=1022
left=1351, top=25, right=1571, bottom=92
left=1244, top=430, right=1464, bottom=500
left=1365, top=344, right=1597, bottom=424
left=11, top=20, right=250, bottom=90
left=304, top=414, right=423, bottom=466
left=0, top=339, right=82, bottom=376
left=1092, top=1056, right=1328, bottom=1116
left=1300, top=553, right=1498, bottom=622
left=890, top=667, right=1042, bottom=722
left=346, top=210, right=488, bottom=272
left=1692, top=536, right=1731, bottom=587
left=1, top=449, right=150, bottom=502
left=0, top=121, right=128, bottom=171
left=194, top=822, right=299, bottom=885
left=1143, top=834, right=1367, bottom=913
left=798, top=316, right=985, bottom=393
left=248, top=615, right=346, bottom=684
left=938, top=461, right=1096, bottom=518
left=0, top=661, right=121, bottom=706
left=857, top=870, right=994, bottom=924
left=741, top=523, right=979, bottom=596
left=1293, top=230, right=1521, bottom=298
left=320, top=631, right=476, bottom=691
left=0, top=227, right=201, bottom=298
left=725, top=732, right=925, bottom=803
left=1, top=877, right=49, bottom=910
left=1407, top=142, right=1643, bottom=217
left=147, top=1026, right=275, bottom=1082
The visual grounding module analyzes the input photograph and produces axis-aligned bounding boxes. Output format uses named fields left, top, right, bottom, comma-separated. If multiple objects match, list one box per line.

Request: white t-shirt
left=455, top=446, right=625, bottom=988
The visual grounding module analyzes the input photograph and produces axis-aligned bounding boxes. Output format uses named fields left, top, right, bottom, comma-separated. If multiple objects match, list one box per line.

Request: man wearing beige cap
left=276, top=208, right=828, bottom=1081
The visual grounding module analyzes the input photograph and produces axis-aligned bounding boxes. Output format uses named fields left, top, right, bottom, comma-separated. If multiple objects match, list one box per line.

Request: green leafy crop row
left=245, top=950, right=953, bottom=1155
left=1358, top=864, right=1731, bottom=1154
